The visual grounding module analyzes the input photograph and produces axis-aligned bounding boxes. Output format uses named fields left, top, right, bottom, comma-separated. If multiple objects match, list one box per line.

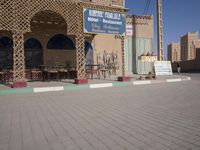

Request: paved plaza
left=0, top=74, right=200, bottom=150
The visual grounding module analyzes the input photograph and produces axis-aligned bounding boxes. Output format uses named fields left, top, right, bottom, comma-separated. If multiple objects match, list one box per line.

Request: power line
left=143, top=0, right=148, bottom=14
left=143, top=0, right=151, bottom=15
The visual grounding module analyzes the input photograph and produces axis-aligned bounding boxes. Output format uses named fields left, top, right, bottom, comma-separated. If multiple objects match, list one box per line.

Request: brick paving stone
left=0, top=74, right=200, bottom=150
left=191, top=146, right=200, bottom=150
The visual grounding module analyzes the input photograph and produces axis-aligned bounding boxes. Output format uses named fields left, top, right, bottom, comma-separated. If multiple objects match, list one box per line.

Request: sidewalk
left=0, top=75, right=199, bottom=150
left=0, top=74, right=191, bottom=95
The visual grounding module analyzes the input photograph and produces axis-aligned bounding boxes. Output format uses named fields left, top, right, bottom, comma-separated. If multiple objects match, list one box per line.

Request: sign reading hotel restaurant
left=154, top=61, right=173, bottom=76
left=83, top=8, right=125, bottom=35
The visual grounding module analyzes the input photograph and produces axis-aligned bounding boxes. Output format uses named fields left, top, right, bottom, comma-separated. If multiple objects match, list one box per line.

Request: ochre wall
left=92, top=34, right=122, bottom=74
left=167, top=43, right=181, bottom=62
left=126, top=15, right=154, bottom=39
left=181, top=32, right=200, bottom=61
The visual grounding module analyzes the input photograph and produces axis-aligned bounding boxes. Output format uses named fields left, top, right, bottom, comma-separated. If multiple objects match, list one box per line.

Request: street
left=0, top=73, right=200, bottom=150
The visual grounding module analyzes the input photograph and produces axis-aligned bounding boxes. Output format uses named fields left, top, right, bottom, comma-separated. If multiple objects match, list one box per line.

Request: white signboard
left=154, top=61, right=173, bottom=76
left=140, top=56, right=157, bottom=63
left=126, top=25, right=133, bottom=36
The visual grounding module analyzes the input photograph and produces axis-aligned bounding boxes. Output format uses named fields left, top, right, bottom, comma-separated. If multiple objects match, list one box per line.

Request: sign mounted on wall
left=83, top=8, right=125, bottom=35
left=126, top=25, right=133, bottom=36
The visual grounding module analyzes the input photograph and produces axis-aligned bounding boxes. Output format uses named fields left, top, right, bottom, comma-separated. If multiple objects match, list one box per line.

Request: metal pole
left=157, top=0, right=164, bottom=60
left=123, top=0, right=126, bottom=7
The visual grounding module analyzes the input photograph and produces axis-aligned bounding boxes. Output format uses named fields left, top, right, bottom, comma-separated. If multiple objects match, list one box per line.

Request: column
left=75, top=34, right=88, bottom=84
left=118, top=36, right=131, bottom=81
left=12, top=31, right=27, bottom=88
left=74, top=3, right=88, bottom=84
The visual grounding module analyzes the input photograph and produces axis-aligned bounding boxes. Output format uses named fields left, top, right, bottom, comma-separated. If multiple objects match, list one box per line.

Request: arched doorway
left=0, top=36, right=13, bottom=70
left=47, top=34, right=75, bottom=50
left=85, top=41, right=94, bottom=65
left=46, top=34, right=76, bottom=67
left=29, top=10, right=76, bottom=67
left=24, top=38, right=43, bottom=69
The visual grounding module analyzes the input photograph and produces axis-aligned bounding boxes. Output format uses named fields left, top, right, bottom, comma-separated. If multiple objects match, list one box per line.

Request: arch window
left=24, top=38, right=43, bottom=69
left=47, top=34, right=75, bottom=50
left=0, top=36, right=13, bottom=69
left=25, top=38, right=42, bottom=49
left=0, top=36, right=13, bottom=48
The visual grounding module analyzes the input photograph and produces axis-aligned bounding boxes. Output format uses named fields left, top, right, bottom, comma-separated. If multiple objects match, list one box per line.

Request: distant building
left=196, top=48, right=200, bottom=60
left=172, top=48, right=200, bottom=73
left=167, top=43, right=181, bottom=62
left=125, top=14, right=154, bottom=74
left=181, top=32, right=200, bottom=61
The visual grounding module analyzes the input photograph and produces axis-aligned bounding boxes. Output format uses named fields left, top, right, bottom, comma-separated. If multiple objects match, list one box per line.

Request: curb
left=0, top=76, right=191, bottom=96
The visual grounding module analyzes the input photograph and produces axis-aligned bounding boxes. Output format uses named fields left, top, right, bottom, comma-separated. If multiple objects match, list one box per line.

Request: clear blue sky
left=125, top=0, right=200, bottom=57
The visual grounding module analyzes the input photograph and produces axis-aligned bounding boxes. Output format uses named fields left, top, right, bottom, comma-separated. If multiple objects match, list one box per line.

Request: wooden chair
left=58, top=68, right=69, bottom=80
left=46, top=67, right=59, bottom=81
left=31, top=68, right=43, bottom=81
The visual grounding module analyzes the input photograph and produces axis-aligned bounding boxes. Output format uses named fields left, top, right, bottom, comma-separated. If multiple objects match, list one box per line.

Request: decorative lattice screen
left=0, top=0, right=126, bottom=82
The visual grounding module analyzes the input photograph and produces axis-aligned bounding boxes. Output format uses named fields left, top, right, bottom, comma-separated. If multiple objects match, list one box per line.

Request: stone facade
left=181, top=32, right=200, bottom=61
left=167, top=43, right=181, bottom=62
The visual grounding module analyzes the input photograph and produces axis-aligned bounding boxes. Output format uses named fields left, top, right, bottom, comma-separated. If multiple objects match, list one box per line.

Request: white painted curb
left=166, top=78, right=182, bottom=82
left=30, top=77, right=191, bottom=93
left=133, top=80, right=151, bottom=85
left=182, top=77, right=191, bottom=81
left=34, top=86, right=64, bottom=93
left=90, top=83, right=113, bottom=89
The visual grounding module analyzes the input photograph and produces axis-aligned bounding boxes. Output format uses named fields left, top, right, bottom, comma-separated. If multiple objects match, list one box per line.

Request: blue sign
left=83, top=8, right=125, bottom=35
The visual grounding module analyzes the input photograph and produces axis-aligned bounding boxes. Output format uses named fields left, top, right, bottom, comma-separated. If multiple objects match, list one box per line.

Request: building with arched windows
left=0, top=0, right=127, bottom=88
